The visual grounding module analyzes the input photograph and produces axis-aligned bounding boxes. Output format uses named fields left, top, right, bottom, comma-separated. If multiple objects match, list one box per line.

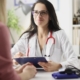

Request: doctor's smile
left=11, top=0, right=80, bottom=72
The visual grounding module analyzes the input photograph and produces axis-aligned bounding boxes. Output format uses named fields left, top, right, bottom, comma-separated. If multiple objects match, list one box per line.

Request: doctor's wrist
left=57, top=64, right=62, bottom=70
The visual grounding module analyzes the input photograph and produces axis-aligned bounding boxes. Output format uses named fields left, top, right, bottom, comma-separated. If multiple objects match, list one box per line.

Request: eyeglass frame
left=31, top=10, right=48, bottom=17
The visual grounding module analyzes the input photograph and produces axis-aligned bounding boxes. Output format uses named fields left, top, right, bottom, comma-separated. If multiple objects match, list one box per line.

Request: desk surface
left=31, top=71, right=80, bottom=80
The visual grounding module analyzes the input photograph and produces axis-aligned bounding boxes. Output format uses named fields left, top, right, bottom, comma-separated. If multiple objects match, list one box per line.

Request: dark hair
left=21, top=0, right=61, bottom=38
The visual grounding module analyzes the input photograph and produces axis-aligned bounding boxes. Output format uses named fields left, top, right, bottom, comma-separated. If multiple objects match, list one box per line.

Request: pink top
left=0, top=22, right=21, bottom=80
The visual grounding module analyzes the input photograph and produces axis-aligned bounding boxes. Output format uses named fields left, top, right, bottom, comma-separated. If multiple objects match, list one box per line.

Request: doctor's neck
left=37, top=27, right=49, bottom=38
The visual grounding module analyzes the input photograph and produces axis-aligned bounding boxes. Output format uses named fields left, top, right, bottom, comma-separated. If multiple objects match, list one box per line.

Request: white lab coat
left=11, top=30, right=80, bottom=70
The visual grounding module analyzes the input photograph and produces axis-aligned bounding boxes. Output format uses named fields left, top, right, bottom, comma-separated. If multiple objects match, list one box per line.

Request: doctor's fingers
left=38, top=62, right=48, bottom=68
left=38, top=64, right=51, bottom=72
left=38, top=62, right=50, bottom=66
left=17, top=52, right=24, bottom=56
left=14, top=52, right=24, bottom=58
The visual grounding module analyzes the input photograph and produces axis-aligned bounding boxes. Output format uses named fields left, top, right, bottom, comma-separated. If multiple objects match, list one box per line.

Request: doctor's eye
left=32, top=10, right=48, bottom=16
left=32, top=10, right=38, bottom=16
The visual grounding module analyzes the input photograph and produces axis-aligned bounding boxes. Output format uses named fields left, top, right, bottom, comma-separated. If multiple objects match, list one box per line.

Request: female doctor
left=11, top=0, right=80, bottom=72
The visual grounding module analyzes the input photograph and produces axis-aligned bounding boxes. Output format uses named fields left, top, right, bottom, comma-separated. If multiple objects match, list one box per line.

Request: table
left=31, top=71, right=80, bottom=80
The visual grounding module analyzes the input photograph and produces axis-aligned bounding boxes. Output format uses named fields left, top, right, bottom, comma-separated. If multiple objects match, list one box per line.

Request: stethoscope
left=26, top=32, right=55, bottom=60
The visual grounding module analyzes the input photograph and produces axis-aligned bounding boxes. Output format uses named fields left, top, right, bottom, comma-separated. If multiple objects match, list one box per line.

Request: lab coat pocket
left=50, top=48, right=62, bottom=63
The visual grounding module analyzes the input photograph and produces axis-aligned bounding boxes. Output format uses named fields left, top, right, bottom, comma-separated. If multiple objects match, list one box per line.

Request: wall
left=56, top=0, right=72, bottom=43
left=7, top=0, right=31, bottom=44
left=6, top=0, right=72, bottom=44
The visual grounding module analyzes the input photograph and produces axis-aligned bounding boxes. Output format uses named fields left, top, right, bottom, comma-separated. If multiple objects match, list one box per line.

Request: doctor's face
left=32, top=3, right=50, bottom=28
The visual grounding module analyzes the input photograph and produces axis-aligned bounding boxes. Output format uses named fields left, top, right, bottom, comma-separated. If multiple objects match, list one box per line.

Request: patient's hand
left=16, top=63, right=37, bottom=80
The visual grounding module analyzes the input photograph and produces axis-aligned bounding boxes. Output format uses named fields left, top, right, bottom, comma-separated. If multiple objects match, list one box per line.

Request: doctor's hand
left=13, top=52, right=24, bottom=65
left=38, top=61, right=62, bottom=72
left=13, top=52, right=24, bottom=58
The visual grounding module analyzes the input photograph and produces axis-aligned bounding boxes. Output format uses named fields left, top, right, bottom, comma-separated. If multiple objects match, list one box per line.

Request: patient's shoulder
left=0, top=22, right=7, bottom=31
left=0, top=22, right=9, bottom=41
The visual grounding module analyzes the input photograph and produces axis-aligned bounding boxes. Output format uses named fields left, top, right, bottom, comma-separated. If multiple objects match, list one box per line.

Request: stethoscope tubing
left=26, top=32, right=55, bottom=57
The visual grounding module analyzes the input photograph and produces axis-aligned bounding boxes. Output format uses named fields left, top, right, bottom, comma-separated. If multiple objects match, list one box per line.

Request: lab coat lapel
left=29, top=34, right=37, bottom=57
left=46, top=32, right=54, bottom=61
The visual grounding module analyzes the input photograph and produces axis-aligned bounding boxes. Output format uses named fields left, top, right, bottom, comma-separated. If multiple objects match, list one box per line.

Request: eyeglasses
left=32, top=10, right=48, bottom=16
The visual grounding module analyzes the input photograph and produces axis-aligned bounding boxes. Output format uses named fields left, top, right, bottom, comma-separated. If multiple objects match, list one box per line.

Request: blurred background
left=6, top=0, right=80, bottom=57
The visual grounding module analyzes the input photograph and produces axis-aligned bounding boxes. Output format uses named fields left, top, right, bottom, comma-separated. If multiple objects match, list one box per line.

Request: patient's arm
left=0, top=22, right=21, bottom=80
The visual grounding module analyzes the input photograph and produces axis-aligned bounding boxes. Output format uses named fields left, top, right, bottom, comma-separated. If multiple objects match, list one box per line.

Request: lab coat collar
left=28, top=32, right=54, bottom=58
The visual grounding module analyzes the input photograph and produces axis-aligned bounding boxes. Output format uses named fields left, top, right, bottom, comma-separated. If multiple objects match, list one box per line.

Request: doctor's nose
left=37, top=12, right=43, bottom=17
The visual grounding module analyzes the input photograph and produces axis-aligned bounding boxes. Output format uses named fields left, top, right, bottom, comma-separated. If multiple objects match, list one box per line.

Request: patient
left=0, top=0, right=37, bottom=79
left=0, top=0, right=36, bottom=80
left=0, top=22, right=37, bottom=80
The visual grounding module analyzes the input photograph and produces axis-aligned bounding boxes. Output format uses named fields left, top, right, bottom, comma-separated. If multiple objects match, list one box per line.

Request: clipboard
left=14, top=57, right=47, bottom=68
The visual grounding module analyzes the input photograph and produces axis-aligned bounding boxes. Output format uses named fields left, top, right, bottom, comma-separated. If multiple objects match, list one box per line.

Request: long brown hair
left=20, top=0, right=61, bottom=39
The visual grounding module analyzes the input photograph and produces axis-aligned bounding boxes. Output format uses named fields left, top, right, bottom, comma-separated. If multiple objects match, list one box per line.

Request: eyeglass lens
left=32, top=10, right=48, bottom=16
